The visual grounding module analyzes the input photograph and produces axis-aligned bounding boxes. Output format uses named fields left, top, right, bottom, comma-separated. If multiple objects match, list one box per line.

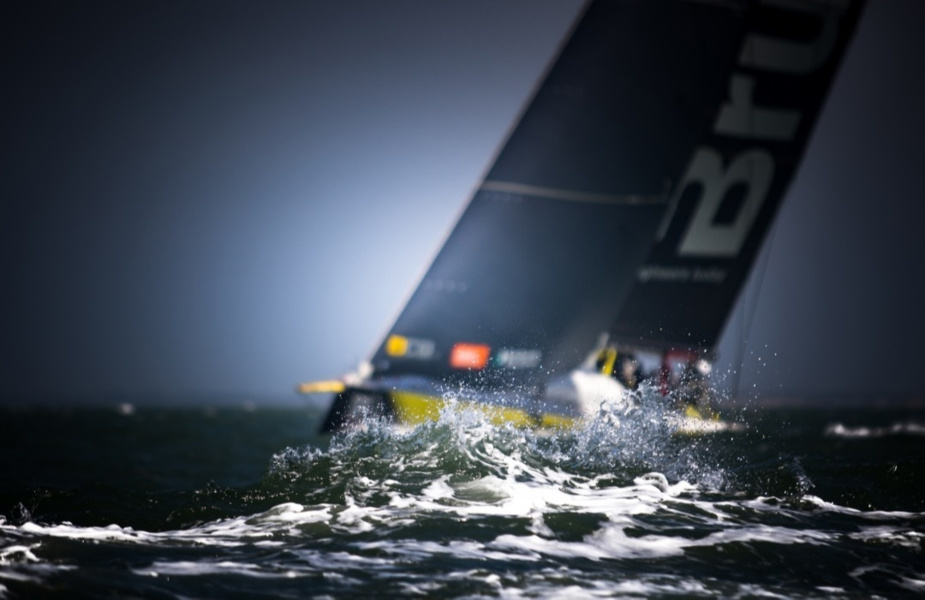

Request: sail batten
left=480, top=181, right=667, bottom=206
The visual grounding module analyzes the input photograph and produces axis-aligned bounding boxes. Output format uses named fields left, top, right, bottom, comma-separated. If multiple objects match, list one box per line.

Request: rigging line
left=731, top=216, right=779, bottom=399
left=731, top=65, right=767, bottom=402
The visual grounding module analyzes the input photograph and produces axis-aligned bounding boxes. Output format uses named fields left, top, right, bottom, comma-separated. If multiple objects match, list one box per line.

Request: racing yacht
left=299, top=0, right=865, bottom=433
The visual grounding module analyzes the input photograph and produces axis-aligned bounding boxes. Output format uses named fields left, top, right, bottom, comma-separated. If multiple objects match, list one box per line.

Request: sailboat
left=300, top=0, right=865, bottom=433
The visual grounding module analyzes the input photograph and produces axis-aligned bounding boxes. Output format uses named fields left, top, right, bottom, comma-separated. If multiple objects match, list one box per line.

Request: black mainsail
left=309, top=0, right=865, bottom=429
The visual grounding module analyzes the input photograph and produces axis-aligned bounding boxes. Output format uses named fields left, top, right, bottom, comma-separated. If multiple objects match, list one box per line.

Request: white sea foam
left=825, top=421, right=925, bottom=438
left=4, top=485, right=921, bottom=598
left=5, top=476, right=899, bottom=575
left=0, top=544, right=40, bottom=564
left=136, top=560, right=308, bottom=579
left=0, top=541, right=76, bottom=597
left=850, top=526, right=924, bottom=550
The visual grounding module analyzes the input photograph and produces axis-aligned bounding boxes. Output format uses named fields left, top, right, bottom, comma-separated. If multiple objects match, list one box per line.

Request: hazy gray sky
left=2, top=1, right=923, bottom=402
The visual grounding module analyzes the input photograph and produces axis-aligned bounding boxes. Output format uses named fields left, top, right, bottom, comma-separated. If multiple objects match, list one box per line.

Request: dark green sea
left=1, top=396, right=923, bottom=598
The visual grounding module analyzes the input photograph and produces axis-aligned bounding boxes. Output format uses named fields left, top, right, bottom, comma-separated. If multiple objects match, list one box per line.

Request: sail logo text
left=637, top=266, right=726, bottom=285
left=660, top=0, right=848, bottom=259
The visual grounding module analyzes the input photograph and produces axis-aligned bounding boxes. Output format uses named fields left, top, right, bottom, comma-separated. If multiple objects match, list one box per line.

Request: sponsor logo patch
left=493, top=349, right=542, bottom=369
left=385, top=335, right=436, bottom=360
left=449, top=343, right=491, bottom=370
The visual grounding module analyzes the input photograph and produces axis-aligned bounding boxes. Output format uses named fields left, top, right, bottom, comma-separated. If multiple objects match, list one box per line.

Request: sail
left=368, top=0, right=864, bottom=388
left=609, top=0, right=865, bottom=352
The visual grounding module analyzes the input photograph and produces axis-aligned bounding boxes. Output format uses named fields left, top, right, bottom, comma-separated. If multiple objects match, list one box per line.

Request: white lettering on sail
left=714, top=75, right=801, bottom=140
left=677, top=149, right=774, bottom=257
left=738, top=0, right=847, bottom=74
left=653, top=0, right=848, bottom=261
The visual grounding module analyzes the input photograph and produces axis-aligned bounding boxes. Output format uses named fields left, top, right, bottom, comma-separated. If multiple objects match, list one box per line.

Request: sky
left=2, top=0, right=923, bottom=404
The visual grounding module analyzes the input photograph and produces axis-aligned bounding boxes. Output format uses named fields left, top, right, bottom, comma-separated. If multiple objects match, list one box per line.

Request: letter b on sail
left=675, top=148, right=774, bottom=257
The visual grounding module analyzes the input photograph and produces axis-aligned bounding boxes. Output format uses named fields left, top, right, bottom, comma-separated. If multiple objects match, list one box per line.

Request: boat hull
left=318, top=377, right=737, bottom=435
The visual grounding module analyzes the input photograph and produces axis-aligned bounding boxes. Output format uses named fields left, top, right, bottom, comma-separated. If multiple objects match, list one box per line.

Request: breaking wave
left=2, top=396, right=923, bottom=598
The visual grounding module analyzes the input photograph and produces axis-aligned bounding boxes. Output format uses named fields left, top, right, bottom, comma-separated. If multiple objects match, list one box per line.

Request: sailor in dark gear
left=614, top=353, right=642, bottom=390
left=676, top=359, right=710, bottom=411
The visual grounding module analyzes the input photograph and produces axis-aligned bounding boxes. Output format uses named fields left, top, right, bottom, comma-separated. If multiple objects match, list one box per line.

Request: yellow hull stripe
left=390, top=390, right=536, bottom=428
left=540, top=412, right=578, bottom=430
left=316, top=388, right=717, bottom=433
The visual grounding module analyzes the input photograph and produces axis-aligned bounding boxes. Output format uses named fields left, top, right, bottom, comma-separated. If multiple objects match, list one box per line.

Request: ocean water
left=1, top=394, right=923, bottom=598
